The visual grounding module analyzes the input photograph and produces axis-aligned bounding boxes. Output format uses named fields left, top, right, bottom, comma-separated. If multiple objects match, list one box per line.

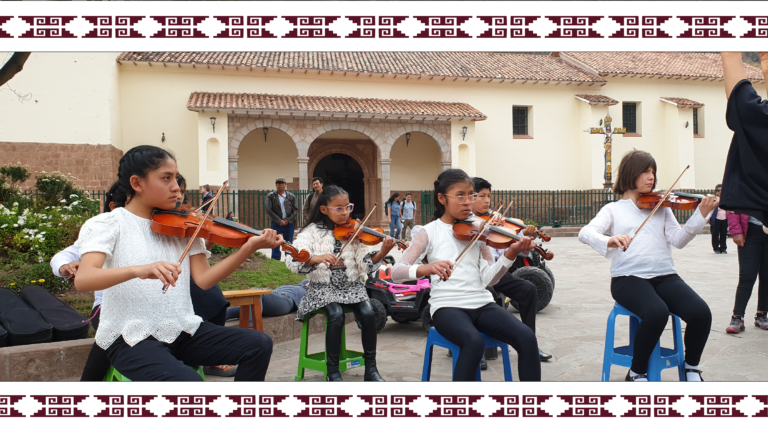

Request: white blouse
left=77, top=207, right=210, bottom=349
left=390, top=219, right=513, bottom=315
left=578, top=199, right=711, bottom=279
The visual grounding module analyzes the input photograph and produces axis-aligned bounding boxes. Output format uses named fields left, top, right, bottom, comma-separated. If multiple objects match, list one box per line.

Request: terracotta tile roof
left=562, top=52, right=764, bottom=80
left=186, top=92, right=487, bottom=120
left=118, top=52, right=604, bottom=83
left=660, top=97, right=704, bottom=108
left=575, top=94, right=619, bottom=105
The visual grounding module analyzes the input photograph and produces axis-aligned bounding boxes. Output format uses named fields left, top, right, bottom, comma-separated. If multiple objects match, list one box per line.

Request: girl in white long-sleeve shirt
left=578, top=150, right=718, bottom=382
left=391, top=169, right=541, bottom=381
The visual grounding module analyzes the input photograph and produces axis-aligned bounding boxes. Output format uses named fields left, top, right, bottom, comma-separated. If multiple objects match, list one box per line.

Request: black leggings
left=711, top=219, right=728, bottom=252
left=611, top=274, right=712, bottom=374
left=321, top=301, right=377, bottom=372
left=733, top=223, right=768, bottom=316
left=432, top=303, right=540, bottom=381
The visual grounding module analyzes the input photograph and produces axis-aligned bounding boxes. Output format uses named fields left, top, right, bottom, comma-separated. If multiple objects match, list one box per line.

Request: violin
left=453, top=215, right=554, bottom=260
left=333, top=219, right=409, bottom=251
left=151, top=204, right=310, bottom=262
left=636, top=191, right=703, bottom=211
left=476, top=212, right=552, bottom=242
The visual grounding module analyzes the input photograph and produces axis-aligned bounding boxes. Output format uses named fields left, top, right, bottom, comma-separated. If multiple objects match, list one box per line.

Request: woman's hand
left=698, top=194, right=718, bottom=217
left=733, top=234, right=745, bottom=247
left=522, top=225, right=537, bottom=236
left=505, top=236, right=534, bottom=260
left=59, top=261, right=80, bottom=280
left=135, top=261, right=182, bottom=287
left=608, top=234, right=632, bottom=250
left=381, top=236, right=396, bottom=253
left=421, top=260, right=453, bottom=281
left=247, top=229, right=284, bottom=251
left=310, top=253, right=337, bottom=268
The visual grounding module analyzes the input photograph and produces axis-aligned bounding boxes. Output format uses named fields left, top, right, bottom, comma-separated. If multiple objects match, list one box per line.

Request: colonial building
left=1, top=52, right=764, bottom=225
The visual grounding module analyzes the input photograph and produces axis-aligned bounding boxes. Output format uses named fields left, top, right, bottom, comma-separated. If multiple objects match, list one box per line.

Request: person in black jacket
left=266, top=178, right=298, bottom=260
left=719, top=52, right=768, bottom=225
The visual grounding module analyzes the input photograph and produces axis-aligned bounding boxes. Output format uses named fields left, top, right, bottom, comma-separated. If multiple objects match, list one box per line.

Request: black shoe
left=538, top=349, right=552, bottom=362
left=326, top=371, right=343, bottom=382
left=484, top=347, right=498, bottom=360
left=363, top=358, right=385, bottom=381
left=625, top=370, right=648, bottom=382
left=447, top=349, right=453, bottom=357
left=721, top=250, right=728, bottom=254
left=714, top=250, right=721, bottom=254
left=480, top=354, right=487, bottom=370
left=684, top=368, right=704, bottom=382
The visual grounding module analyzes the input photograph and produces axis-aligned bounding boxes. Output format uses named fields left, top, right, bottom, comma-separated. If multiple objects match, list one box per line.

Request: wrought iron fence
left=420, top=189, right=716, bottom=227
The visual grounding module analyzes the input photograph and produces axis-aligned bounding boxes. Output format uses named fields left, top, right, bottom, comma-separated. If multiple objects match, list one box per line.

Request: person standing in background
left=400, top=193, right=417, bottom=241
left=725, top=209, right=768, bottom=333
left=385, top=192, right=402, bottom=239
left=711, top=184, right=729, bottom=254
left=302, top=177, right=324, bottom=224
left=266, top=178, right=298, bottom=260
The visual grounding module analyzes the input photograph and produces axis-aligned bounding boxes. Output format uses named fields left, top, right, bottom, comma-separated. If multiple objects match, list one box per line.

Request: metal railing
left=421, top=189, right=716, bottom=227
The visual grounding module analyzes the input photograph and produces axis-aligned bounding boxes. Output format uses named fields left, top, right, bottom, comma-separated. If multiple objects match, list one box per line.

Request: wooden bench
left=222, top=289, right=272, bottom=332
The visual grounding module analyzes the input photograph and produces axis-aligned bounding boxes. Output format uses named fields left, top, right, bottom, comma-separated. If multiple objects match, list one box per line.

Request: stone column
left=441, top=161, right=451, bottom=172
left=229, top=156, right=239, bottom=218
left=298, top=156, right=310, bottom=189
left=380, top=158, right=391, bottom=222
left=363, top=177, right=378, bottom=226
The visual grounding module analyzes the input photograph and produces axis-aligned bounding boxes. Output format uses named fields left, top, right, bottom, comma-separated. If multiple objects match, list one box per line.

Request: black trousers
left=105, top=322, right=272, bottom=381
left=611, top=274, right=712, bottom=374
left=80, top=304, right=229, bottom=381
left=711, top=219, right=728, bottom=252
left=733, top=223, right=768, bottom=316
left=490, top=272, right=537, bottom=333
left=321, top=301, right=377, bottom=372
left=432, top=303, right=540, bottom=381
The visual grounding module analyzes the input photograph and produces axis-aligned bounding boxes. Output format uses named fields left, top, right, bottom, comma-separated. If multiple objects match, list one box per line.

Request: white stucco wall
left=0, top=52, right=120, bottom=146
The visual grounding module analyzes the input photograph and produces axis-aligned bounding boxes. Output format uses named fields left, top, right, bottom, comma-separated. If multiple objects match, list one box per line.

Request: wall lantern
left=461, top=126, right=468, bottom=141
left=161, top=132, right=165, bottom=143
left=263, top=126, right=269, bottom=142
left=685, top=121, right=689, bottom=128
left=405, top=132, right=411, bottom=147
left=210, top=117, right=216, bottom=133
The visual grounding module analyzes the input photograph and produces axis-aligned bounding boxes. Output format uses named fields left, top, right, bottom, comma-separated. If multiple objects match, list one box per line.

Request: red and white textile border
left=0, top=1, right=767, bottom=50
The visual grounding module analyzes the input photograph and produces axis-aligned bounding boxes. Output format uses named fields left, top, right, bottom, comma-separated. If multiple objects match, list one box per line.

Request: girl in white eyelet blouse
left=578, top=149, right=718, bottom=382
left=74, top=145, right=282, bottom=381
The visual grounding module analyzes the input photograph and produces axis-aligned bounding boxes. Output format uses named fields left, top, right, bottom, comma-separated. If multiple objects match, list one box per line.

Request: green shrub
left=0, top=163, right=30, bottom=204
left=210, top=243, right=237, bottom=257
left=0, top=260, right=68, bottom=293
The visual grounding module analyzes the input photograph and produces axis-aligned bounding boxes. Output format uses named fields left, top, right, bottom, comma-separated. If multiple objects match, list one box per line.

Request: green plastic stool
left=295, top=306, right=365, bottom=381
left=104, top=364, right=206, bottom=381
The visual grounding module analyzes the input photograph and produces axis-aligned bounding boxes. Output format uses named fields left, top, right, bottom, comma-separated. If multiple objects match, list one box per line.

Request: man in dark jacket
left=266, top=178, right=297, bottom=260
left=302, top=177, right=324, bottom=223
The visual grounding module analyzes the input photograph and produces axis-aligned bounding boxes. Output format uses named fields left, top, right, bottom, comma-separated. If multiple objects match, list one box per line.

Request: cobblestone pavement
left=223, top=235, right=758, bottom=382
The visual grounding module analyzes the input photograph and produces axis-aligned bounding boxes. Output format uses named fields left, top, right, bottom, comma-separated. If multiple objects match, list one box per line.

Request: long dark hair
left=385, top=192, right=400, bottom=216
left=113, top=145, right=176, bottom=207
left=433, top=168, right=472, bottom=221
left=104, top=181, right=119, bottom=213
left=302, top=185, right=349, bottom=232
left=176, top=173, right=188, bottom=204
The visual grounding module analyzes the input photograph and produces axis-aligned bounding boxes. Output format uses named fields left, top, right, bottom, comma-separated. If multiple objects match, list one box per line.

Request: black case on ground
left=19, top=285, right=89, bottom=342
left=0, top=322, right=7, bottom=348
left=0, top=288, right=53, bottom=346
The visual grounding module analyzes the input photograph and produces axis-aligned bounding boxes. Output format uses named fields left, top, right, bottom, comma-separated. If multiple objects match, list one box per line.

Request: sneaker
left=714, top=250, right=721, bottom=254
left=204, top=365, right=238, bottom=377
left=726, top=315, right=745, bottom=334
left=625, top=370, right=648, bottom=382
left=755, top=312, right=768, bottom=330
left=721, top=250, right=728, bottom=254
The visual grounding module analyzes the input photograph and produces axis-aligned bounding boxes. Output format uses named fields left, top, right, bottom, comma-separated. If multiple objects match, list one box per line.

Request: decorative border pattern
left=2, top=394, right=766, bottom=418
left=1, top=15, right=768, bottom=40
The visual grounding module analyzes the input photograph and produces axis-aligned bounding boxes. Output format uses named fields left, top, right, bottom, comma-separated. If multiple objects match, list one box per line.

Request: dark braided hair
left=103, top=181, right=119, bottom=213
left=302, top=185, right=349, bottom=232
left=113, top=145, right=176, bottom=208
left=433, top=168, right=472, bottom=221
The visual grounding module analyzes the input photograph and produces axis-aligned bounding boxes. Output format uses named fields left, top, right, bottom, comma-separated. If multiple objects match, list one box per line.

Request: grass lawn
left=211, top=252, right=305, bottom=291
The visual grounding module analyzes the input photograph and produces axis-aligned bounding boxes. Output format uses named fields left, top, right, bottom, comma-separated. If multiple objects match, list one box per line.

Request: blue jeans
left=389, top=216, right=402, bottom=239
left=270, top=221, right=295, bottom=260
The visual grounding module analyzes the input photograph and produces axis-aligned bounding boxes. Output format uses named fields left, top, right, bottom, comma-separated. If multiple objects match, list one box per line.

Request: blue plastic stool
left=601, top=302, right=686, bottom=381
left=421, top=327, right=513, bottom=381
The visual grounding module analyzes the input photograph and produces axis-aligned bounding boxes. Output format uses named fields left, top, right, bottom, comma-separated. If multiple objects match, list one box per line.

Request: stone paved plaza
left=219, top=234, right=760, bottom=382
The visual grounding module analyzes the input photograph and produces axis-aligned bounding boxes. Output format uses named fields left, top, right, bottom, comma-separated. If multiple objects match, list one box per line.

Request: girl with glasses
left=285, top=185, right=396, bottom=381
left=390, top=169, right=541, bottom=381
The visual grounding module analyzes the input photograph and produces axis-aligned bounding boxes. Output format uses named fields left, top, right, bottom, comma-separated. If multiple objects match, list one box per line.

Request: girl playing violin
left=285, top=185, right=395, bottom=381
left=391, top=169, right=541, bottom=381
left=74, top=145, right=282, bottom=381
left=578, top=149, right=718, bottom=381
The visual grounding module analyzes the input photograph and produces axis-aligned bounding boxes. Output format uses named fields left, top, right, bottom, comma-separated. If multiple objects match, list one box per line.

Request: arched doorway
left=313, top=153, right=365, bottom=220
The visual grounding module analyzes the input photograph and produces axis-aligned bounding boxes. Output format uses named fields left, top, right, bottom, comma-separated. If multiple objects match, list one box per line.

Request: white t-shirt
left=77, top=207, right=211, bottom=349
left=578, top=199, right=710, bottom=279
left=390, top=219, right=513, bottom=316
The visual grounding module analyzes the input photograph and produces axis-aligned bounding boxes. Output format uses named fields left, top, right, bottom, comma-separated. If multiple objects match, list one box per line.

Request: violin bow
left=334, top=203, right=378, bottom=260
left=162, top=180, right=229, bottom=294
left=453, top=203, right=504, bottom=271
left=623, top=165, right=689, bottom=252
